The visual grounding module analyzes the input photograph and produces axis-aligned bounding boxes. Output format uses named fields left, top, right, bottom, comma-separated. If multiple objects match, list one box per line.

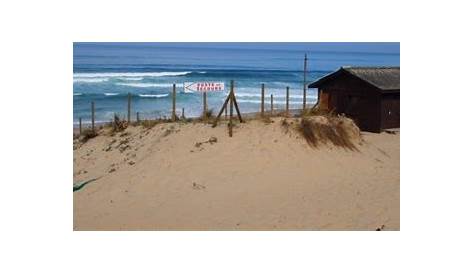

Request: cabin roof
left=308, top=66, right=400, bottom=91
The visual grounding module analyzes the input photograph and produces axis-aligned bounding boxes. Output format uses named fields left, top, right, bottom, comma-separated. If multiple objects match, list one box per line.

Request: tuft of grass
left=297, top=116, right=360, bottom=151
left=199, top=109, right=214, bottom=121
left=332, top=119, right=358, bottom=150
left=280, top=118, right=290, bottom=133
left=299, top=118, right=318, bottom=147
left=276, top=110, right=289, bottom=117
left=138, top=115, right=182, bottom=129
left=260, top=115, right=273, bottom=124
left=311, top=105, right=332, bottom=116
left=80, top=128, right=98, bottom=143
left=111, top=114, right=128, bottom=133
left=140, top=119, right=161, bottom=129
left=298, top=106, right=331, bottom=117
left=298, top=108, right=312, bottom=118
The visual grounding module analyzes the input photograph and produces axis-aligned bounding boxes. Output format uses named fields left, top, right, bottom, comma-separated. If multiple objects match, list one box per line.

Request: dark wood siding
left=318, top=71, right=384, bottom=132
left=381, top=93, right=400, bottom=129
left=319, top=90, right=330, bottom=110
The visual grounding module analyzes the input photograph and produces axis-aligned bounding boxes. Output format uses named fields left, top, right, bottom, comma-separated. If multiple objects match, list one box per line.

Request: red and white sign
left=184, top=82, right=225, bottom=92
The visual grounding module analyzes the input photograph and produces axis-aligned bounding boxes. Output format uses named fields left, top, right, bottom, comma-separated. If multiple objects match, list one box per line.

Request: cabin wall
left=318, top=72, right=382, bottom=132
left=381, top=92, right=400, bottom=129
left=319, top=89, right=330, bottom=110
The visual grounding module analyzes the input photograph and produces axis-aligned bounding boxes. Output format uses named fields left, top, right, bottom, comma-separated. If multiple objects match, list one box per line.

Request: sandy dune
left=73, top=117, right=399, bottom=230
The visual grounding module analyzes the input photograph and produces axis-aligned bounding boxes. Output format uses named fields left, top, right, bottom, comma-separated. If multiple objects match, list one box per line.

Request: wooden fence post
left=303, top=53, right=307, bottom=110
left=79, top=117, right=82, bottom=135
left=212, top=80, right=242, bottom=128
left=270, top=94, right=274, bottom=115
left=231, top=82, right=243, bottom=123
left=229, top=85, right=233, bottom=137
left=225, top=103, right=228, bottom=119
left=127, top=92, right=131, bottom=123
left=203, top=91, right=207, bottom=120
left=182, top=107, right=185, bottom=119
left=261, top=83, right=265, bottom=117
left=172, top=84, right=176, bottom=121
left=91, top=101, right=95, bottom=133
left=136, top=112, right=140, bottom=123
left=286, top=86, right=290, bottom=116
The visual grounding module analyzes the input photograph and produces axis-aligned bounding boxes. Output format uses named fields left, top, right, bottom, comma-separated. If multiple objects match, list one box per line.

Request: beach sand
left=73, top=117, right=400, bottom=230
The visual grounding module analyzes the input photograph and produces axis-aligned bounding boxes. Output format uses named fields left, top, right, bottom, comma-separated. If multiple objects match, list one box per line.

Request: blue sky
left=75, top=42, right=400, bottom=54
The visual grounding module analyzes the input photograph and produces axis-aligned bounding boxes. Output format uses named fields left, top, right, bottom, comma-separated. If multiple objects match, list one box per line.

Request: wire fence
left=75, top=81, right=319, bottom=134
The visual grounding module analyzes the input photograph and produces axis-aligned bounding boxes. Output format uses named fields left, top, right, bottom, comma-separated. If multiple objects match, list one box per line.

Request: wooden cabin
left=308, top=66, right=400, bottom=133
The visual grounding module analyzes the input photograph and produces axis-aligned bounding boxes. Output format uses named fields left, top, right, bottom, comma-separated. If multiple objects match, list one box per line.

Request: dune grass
left=80, top=128, right=98, bottom=143
left=199, top=109, right=214, bottom=121
left=111, top=114, right=128, bottom=133
left=280, top=118, right=290, bottom=133
left=296, top=115, right=360, bottom=151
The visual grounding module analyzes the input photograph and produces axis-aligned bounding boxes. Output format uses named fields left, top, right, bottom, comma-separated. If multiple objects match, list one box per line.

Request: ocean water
left=73, top=43, right=400, bottom=124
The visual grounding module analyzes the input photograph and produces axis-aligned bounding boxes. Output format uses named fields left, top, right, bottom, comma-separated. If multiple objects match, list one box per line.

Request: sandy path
left=73, top=118, right=399, bottom=230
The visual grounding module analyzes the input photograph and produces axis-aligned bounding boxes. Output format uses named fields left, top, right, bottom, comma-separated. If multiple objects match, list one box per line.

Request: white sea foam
left=119, top=77, right=143, bottom=81
left=104, top=93, right=120, bottom=96
left=139, top=94, right=169, bottom=98
left=73, top=71, right=192, bottom=78
left=116, top=83, right=176, bottom=88
left=73, top=78, right=109, bottom=83
left=73, top=93, right=82, bottom=96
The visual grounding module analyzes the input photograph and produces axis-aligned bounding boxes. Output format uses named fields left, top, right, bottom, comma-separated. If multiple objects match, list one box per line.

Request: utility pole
left=303, top=53, right=308, bottom=110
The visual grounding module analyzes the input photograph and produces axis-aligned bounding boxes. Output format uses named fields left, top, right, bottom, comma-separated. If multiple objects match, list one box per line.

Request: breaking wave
left=73, top=78, right=109, bottom=83
left=115, top=83, right=178, bottom=88
left=119, top=77, right=143, bottom=81
left=138, top=94, right=169, bottom=98
left=73, top=71, right=192, bottom=78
